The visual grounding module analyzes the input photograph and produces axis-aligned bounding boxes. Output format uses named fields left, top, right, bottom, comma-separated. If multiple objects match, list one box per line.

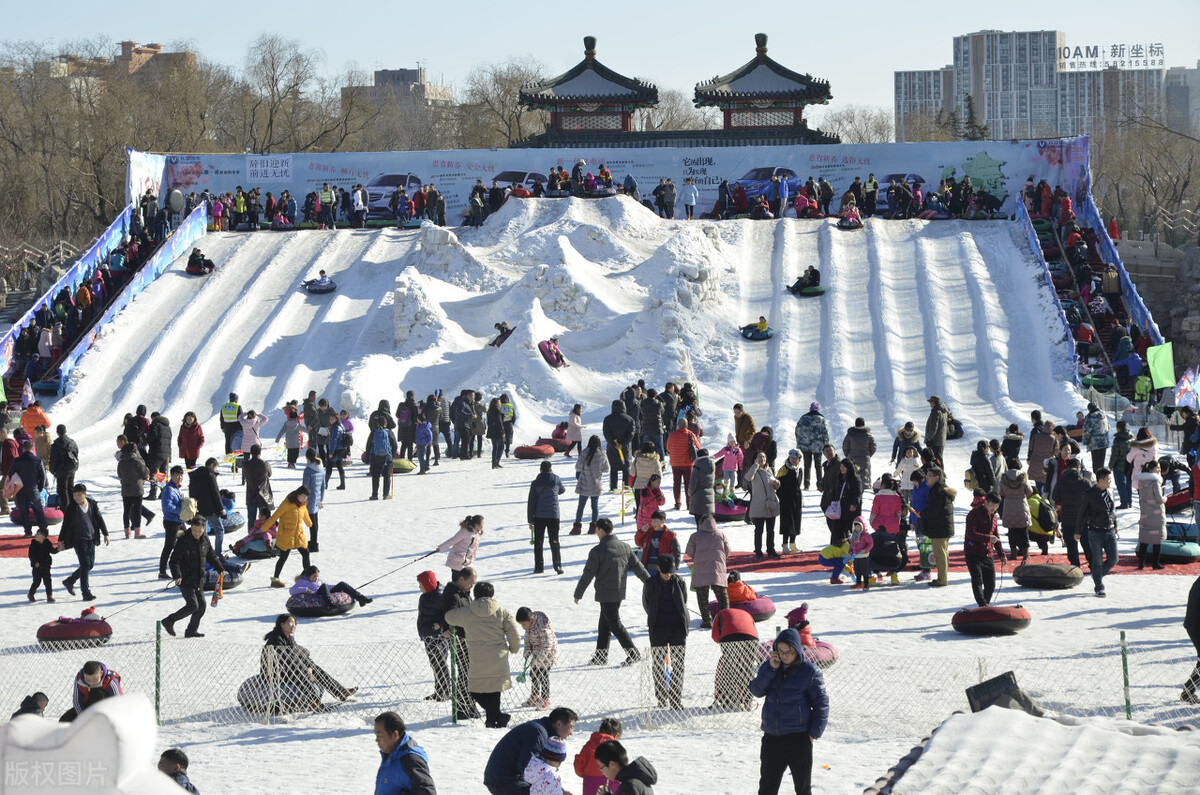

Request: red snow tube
left=1166, top=491, right=1192, bottom=513
left=712, top=596, right=776, bottom=623
left=713, top=503, right=748, bottom=523
left=10, top=507, right=64, bottom=526
left=803, top=640, right=838, bottom=668
left=536, top=437, right=572, bottom=453
left=951, top=605, right=1032, bottom=636
left=538, top=341, right=566, bottom=368
left=286, top=591, right=355, bottom=618
left=514, top=445, right=555, bottom=460
left=37, top=619, right=113, bottom=648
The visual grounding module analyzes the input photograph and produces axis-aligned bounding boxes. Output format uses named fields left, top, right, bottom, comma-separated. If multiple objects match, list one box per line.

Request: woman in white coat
left=1135, top=460, right=1166, bottom=570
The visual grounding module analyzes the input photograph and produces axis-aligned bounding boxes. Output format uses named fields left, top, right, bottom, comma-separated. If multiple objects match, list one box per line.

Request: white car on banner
left=366, top=173, right=423, bottom=218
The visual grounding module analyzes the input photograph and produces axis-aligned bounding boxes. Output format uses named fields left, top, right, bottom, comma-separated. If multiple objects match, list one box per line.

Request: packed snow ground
left=2, top=198, right=1196, bottom=793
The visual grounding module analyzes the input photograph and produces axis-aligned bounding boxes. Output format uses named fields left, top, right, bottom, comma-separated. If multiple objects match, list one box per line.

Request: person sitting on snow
left=543, top=338, right=566, bottom=366
left=787, top=266, right=821, bottom=294
left=187, top=248, right=216, bottom=273
left=304, top=270, right=331, bottom=289
left=838, top=201, right=863, bottom=228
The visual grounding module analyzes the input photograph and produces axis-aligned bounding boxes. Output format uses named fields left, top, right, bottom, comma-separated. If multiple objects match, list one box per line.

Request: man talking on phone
left=748, top=626, right=829, bottom=795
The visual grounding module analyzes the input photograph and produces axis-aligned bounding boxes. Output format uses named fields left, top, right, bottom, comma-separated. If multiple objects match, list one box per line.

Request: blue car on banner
left=736, top=167, right=803, bottom=200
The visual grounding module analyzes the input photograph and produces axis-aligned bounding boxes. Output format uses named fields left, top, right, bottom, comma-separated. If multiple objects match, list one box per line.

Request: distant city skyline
left=8, top=0, right=1200, bottom=128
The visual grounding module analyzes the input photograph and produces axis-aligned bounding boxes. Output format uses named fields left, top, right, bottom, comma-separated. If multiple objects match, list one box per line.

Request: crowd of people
left=9, top=355, right=1199, bottom=794
left=5, top=195, right=170, bottom=396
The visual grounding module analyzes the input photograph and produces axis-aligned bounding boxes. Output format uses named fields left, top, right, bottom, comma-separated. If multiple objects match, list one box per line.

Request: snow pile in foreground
left=891, top=706, right=1200, bottom=794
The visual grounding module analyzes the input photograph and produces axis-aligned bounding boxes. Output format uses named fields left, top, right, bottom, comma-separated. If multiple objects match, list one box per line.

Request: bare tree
left=1091, top=123, right=1199, bottom=243
left=461, top=59, right=549, bottom=146
left=633, top=89, right=718, bottom=132
left=812, top=104, right=895, bottom=143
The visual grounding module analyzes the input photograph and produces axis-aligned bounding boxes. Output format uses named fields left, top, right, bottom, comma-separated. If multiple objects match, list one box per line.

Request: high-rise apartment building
left=896, top=30, right=1175, bottom=141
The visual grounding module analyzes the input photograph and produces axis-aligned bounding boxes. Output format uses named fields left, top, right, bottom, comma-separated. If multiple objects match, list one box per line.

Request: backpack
left=371, top=428, right=391, bottom=457
left=397, top=405, right=413, bottom=425
left=179, top=496, right=199, bottom=522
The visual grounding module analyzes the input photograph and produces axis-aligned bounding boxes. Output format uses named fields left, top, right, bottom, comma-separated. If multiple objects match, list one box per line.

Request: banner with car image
left=140, top=136, right=1090, bottom=222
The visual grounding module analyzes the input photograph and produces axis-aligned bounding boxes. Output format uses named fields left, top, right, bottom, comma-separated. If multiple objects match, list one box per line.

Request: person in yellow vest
left=233, top=187, right=247, bottom=230
left=318, top=183, right=335, bottom=229
left=220, top=393, right=241, bottom=456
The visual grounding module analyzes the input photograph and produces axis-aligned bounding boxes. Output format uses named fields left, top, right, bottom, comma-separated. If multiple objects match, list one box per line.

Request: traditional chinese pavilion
left=693, top=33, right=836, bottom=143
left=512, top=33, right=837, bottom=148
left=516, top=37, right=658, bottom=143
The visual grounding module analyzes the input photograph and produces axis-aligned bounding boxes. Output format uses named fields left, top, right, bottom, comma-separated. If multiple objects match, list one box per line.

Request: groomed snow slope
left=54, top=195, right=1081, bottom=469
left=352, top=195, right=1082, bottom=444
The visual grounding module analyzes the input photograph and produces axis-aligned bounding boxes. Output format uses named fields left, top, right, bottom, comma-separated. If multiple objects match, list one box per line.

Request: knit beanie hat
left=786, top=602, right=809, bottom=628
left=810, top=402, right=820, bottom=412
left=416, top=571, right=438, bottom=592
left=541, top=736, right=567, bottom=763
left=727, top=433, right=736, bottom=445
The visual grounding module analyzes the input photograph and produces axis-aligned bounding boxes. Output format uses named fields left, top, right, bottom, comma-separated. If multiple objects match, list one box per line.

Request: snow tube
left=1080, top=374, right=1116, bottom=391
left=1160, top=540, right=1200, bottom=565
left=490, top=327, right=516, bottom=347
left=1032, top=218, right=1054, bottom=233
left=951, top=605, right=1032, bottom=636
left=31, top=379, right=61, bottom=396
left=836, top=220, right=863, bottom=230
left=303, top=280, right=337, bottom=294
left=1166, top=490, right=1193, bottom=514
left=514, top=444, right=555, bottom=460
left=1011, top=562, right=1083, bottom=590
left=713, top=503, right=748, bottom=523
left=796, top=285, right=826, bottom=297
left=1168, top=522, right=1199, bottom=542
left=538, top=341, right=566, bottom=368
left=946, top=419, right=964, bottom=440
left=712, top=596, right=776, bottom=623
left=394, top=458, right=416, bottom=473
left=10, top=507, right=63, bottom=526
left=203, top=568, right=244, bottom=591
left=1041, top=245, right=1062, bottom=260
left=184, top=262, right=214, bottom=276
left=236, top=674, right=320, bottom=714
left=233, top=537, right=276, bottom=560
left=536, top=437, right=572, bottom=453
left=220, top=511, right=246, bottom=532
left=286, top=590, right=355, bottom=618
left=740, top=326, right=773, bottom=341
left=802, top=640, right=838, bottom=669
left=37, top=619, right=112, bottom=648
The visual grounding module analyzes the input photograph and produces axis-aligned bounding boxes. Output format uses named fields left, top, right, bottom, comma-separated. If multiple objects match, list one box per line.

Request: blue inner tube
left=740, top=326, right=773, bottom=341
left=32, top=380, right=61, bottom=395
left=304, top=280, right=337, bottom=294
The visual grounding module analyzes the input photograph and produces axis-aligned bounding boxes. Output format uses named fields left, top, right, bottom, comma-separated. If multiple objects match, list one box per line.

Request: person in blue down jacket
left=749, top=626, right=829, bottom=795
left=527, top=460, right=566, bottom=574
left=374, top=711, right=436, bottom=795
left=794, top=403, right=831, bottom=491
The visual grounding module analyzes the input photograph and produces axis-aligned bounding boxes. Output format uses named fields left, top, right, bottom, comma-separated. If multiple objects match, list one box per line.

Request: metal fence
left=2, top=629, right=1198, bottom=737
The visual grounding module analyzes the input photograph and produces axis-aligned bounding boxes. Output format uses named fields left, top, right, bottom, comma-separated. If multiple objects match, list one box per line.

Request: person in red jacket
left=711, top=605, right=759, bottom=710
left=176, top=412, right=205, bottom=469
left=574, top=717, right=622, bottom=795
left=664, top=418, right=700, bottom=511
left=634, top=512, right=680, bottom=575
left=963, top=492, right=1006, bottom=606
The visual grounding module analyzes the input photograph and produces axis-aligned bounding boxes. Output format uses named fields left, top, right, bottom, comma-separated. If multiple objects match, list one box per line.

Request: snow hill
left=57, top=196, right=1082, bottom=450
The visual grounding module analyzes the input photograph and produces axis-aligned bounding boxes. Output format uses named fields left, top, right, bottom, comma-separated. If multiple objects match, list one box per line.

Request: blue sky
left=8, top=0, right=1199, bottom=123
